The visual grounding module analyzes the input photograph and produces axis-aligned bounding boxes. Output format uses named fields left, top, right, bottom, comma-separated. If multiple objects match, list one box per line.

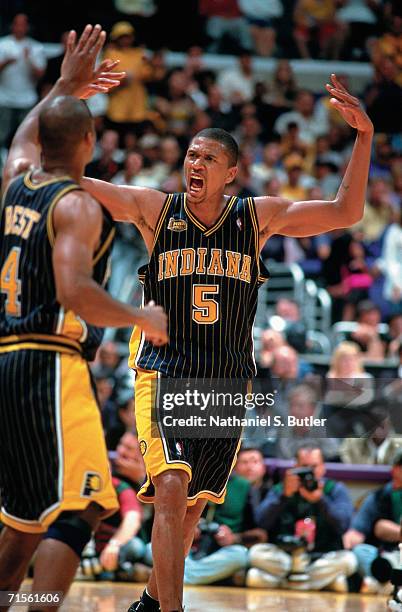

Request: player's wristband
left=108, top=539, right=122, bottom=549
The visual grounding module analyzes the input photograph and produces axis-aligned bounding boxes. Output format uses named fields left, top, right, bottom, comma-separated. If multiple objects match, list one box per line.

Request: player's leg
left=28, top=503, right=103, bottom=612
left=152, top=469, right=189, bottom=612
left=136, top=498, right=208, bottom=611
left=0, top=527, right=42, bottom=610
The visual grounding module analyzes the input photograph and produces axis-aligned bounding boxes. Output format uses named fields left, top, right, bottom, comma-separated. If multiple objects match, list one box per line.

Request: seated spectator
left=365, top=56, right=402, bottom=134
left=155, top=69, right=196, bottom=138
left=104, top=380, right=136, bottom=450
left=234, top=446, right=272, bottom=507
left=111, top=151, right=144, bottom=187
left=371, top=14, right=402, bottom=87
left=113, top=432, right=146, bottom=489
left=238, top=0, right=283, bottom=57
left=355, top=178, right=395, bottom=253
left=340, top=232, right=373, bottom=321
left=326, top=340, right=374, bottom=383
left=199, top=0, right=253, bottom=54
left=93, top=476, right=149, bottom=582
left=387, top=313, right=402, bottom=357
left=274, top=90, right=329, bottom=147
left=273, top=298, right=309, bottom=353
left=351, top=300, right=386, bottom=360
left=94, top=341, right=123, bottom=381
left=257, top=329, right=286, bottom=371
left=248, top=446, right=356, bottom=591
left=184, top=472, right=267, bottom=585
left=86, top=129, right=122, bottom=182
left=340, top=405, right=402, bottom=464
left=265, top=60, right=298, bottom=111
left=379, top=212, right=402, bottom=310
left=250, top=141, right=286, bottom=193
left=275, top=384, right=340, bottom=460
left=270, top=344, right=312, bottom=384
left=324, top=342, right=375, bottom=437
left=293, top=0, right=347, bottom=59
left=279, top=153, right=308, bottom=201
left=217, top=51, right=256, bottom=105
left=343, top=452, right=402, bottom=594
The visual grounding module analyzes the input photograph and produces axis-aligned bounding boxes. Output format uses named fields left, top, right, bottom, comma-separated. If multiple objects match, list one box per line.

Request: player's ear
left=225, top=165, right=238, bottom=185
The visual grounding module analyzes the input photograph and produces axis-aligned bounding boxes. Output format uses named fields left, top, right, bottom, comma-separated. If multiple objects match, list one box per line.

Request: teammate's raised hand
left=139, top=300, right=169, bottom=346
left=79, top=59, right=126, bottom=99
left=325, top=73, right=373, bottom=134
left=60, top=25, right=107, bottom=97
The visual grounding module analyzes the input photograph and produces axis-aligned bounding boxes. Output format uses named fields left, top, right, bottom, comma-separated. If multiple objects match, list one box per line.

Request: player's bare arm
left=79, top=178, right=167, bottom=253
left=2, top=24, right=124, bottom=191
left=255, top=74, right=374, bottom=250
left=52, top=190, right=168, bottom=343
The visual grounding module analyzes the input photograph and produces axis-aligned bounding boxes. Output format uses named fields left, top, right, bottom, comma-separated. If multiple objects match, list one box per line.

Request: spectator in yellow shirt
left=103, top=21, right=153, bottom=137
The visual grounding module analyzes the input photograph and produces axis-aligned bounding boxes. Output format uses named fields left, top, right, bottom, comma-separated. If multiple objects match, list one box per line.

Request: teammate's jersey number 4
left=0, top=247, right=22, bottom=316
left=192, top=284, right=219, bottom=324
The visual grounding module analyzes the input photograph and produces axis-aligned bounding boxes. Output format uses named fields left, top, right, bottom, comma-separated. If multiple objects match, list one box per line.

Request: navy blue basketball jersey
left=0, top=171, right=115, bottom=360
left=129, top=193, right=269, bottom=378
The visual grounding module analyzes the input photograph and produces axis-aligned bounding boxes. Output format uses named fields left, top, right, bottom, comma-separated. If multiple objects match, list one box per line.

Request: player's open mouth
left=189, top=175, right=205, bottom=193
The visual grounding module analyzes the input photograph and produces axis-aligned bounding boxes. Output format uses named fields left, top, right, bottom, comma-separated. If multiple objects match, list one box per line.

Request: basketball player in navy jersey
left=83, top=76, right=374, bottom=612
left=0, top=26, right=167, bottom=612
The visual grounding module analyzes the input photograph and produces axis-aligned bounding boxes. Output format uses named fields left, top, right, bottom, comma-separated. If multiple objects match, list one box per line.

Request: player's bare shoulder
left=254, top=194, right=291, bottom=242
left=52, top=189, right=104, bottom=241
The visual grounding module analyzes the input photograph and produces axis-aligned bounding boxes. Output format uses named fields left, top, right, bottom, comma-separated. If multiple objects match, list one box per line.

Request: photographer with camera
left=247, top=445, right=356, bottom=591
left=343, top=451, right=402, bottom=596
left=183, top=472, right=267, bottom=585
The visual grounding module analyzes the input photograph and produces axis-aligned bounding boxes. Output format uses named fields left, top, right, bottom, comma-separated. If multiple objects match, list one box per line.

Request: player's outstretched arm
left=80, top=177, right=166, bottom=231
left=52, top=191, right=168, bottom=345
left=255, top=74, right=374, bottom=246
left=2, top=25, right=123, bottom=191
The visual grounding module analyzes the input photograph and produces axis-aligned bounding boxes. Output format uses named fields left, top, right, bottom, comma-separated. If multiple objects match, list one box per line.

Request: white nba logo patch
left=176, top=442, right=183, bottom=456
left=236, top=218, right=243, bottom=230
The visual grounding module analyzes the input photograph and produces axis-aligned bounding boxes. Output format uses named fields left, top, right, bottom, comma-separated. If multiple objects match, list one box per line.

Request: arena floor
left=14, top=581, right=389, bottom=611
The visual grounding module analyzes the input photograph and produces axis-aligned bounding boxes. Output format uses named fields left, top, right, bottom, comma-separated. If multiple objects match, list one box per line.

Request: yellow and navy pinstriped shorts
left=135, top=369, right=242, bottom=506
left=0, top=348, right=118, bottom=534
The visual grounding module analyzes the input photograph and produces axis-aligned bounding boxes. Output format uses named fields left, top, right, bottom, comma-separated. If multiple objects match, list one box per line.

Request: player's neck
left=186, top=193, right=229, bottom=227
left=40, top=161, right=83, bottom=184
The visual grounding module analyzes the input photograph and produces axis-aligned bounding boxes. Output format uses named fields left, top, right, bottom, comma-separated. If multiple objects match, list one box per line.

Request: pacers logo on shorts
left=139, top=440, right=147, bottom=456
left=81, top=471, right=102, bottom=497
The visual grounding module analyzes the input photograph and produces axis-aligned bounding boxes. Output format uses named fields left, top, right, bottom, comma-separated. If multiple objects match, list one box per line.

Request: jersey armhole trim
left=151, top=193, right=174, bottom=252
left=46, top=185, right=82, bottom=247
left=248, top=196, right=260, bottom=266
left=93, top=226, right=116, bottom=265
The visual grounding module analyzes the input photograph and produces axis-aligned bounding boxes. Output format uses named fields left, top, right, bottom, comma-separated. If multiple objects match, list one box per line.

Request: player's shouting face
left=184, top=137, right=237, bottom=205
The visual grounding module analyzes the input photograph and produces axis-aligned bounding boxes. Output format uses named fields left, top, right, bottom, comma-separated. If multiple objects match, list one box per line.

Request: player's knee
left=153, top=470, right=189, bottom=508
left=44, top=512, right=93, bottom=559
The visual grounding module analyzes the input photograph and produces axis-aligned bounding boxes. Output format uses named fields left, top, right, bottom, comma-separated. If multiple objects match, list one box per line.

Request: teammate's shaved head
left=38, top=95, right=94, bottom=160
left=192, top=128, right=239, bottom=167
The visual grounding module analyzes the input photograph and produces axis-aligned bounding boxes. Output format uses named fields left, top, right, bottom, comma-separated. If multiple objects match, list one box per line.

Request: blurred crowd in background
left=0, top=0, right=402, bottom=596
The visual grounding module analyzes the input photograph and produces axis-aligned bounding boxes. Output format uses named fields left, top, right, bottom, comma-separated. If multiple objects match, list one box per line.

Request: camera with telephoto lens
left=371, top=550, right=400, bottom=584
left=291, top=467, right=318, bottom=491
left=191, top=520, right=221, bottom=560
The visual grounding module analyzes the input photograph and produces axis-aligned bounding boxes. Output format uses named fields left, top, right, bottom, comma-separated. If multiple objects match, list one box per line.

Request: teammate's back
left=0, top=171, right=115, bottom=359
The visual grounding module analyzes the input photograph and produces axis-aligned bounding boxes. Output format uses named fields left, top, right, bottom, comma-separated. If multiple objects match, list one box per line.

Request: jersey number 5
left=0, top=247, right=22, bottom=316
left=192, top=284, right=219, bottom=324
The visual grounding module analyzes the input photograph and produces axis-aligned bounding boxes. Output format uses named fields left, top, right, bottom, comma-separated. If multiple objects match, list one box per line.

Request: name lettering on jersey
left=4, top=205, right=41, bottom=240
left=158, top=248, right=251, bottom=283
left=167, top=217, right=187, bottom=232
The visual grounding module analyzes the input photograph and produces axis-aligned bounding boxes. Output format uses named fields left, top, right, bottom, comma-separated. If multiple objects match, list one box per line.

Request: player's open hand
left=60, top=24, right=107, bottom=97
left=325, top=74, right=373, bottom=134
left=140, top=300, right=169, bottom=347
left=79, top=59, right=126, bottom=100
